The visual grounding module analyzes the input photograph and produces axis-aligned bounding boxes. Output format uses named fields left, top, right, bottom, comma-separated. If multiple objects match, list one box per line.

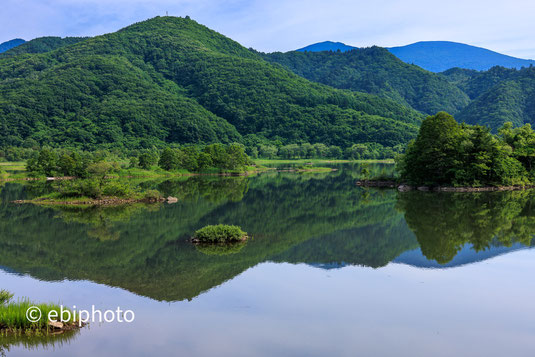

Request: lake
left=1, top=163, right=534, bottom=356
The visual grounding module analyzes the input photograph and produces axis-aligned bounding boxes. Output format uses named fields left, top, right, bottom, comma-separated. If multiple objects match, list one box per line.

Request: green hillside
left=263, top=47, right=470, bottom=115
left=453, top=67, right=535, bottom=129
left=440, top=66, right=518, bottom=99
left=0, top=17, right=422, bottom=150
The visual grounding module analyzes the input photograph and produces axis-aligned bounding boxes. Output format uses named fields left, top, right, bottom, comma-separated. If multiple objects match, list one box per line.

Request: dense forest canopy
left=265, top=48, right=535, bottom=133
left=1, top=16, right=534, bottom=153
left=0, top=16, right=423, bottom=151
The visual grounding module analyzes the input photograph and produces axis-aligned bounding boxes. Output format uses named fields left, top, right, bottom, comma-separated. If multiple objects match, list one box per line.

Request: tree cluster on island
left=398, top=112, right=535, bottom=187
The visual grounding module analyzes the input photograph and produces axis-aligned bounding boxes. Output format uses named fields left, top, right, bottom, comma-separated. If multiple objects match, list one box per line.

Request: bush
left=192, top=224, right=247, bottom=243
left=55, top=179, right=102, bottom=199
left=101, top=180, right=136, bottom=198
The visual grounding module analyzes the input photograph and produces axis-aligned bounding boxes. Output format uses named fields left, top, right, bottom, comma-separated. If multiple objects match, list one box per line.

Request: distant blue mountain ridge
left=0, top=38, right=26, bottom=53
left=297, top=41, right=358, bottom=53
left=297, top=40, right=535, bottom=72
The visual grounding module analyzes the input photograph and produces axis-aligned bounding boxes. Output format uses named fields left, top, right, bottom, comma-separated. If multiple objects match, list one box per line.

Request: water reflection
left=0, top=166, right=533, bottom=304
left=397, top=191, right=535, bottom=264
left=0, top=330, right=79, bottom=356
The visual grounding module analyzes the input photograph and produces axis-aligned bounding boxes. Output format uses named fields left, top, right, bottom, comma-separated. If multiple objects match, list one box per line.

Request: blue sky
left=2, top=0, right=535, bottom=58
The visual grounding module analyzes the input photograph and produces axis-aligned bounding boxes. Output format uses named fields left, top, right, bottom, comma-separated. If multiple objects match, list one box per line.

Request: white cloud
left=2, top=0, right=535, bottom=58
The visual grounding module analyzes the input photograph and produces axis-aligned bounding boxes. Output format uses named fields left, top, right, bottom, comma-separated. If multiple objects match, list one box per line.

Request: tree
left=87, top=161, right=114, bottom=188
left=328, top=146, right=343, bottom=159
left=204, top=144, right=229, bottom=168
left=138, top=153, right=157, bottom=170
left=58, top=153, right=77, bottom=176
left=259, top=145, right=278, bottom=159
left=313, top=143, right=329, bottom=158
left=197, top=152, right=213, bottom=170
left=226, top=144, right=249, bottom=170
left=399, top=112, right=464, bottom=185
left=180, top=147, right=200, bottom=171
left=399, top=112, right=529, bottom=186
left=159, top=148, right=179, bottom=171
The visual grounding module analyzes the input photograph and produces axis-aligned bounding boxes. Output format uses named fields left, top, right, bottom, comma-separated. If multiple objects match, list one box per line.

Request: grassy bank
left=0, top=162, right=272, bottom=181
left=0, top=290, right=79, bottom=335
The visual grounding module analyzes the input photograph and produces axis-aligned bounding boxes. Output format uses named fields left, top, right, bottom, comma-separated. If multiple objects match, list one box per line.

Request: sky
left=2, top=0, right=535, bottom=59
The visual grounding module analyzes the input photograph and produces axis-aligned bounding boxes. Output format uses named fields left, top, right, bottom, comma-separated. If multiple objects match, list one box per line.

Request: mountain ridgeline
left=441, top=66, right=535, bottom=129
left=263, top=47, right=470, bottom=115
left=389, top=41, right=535, bottom=72
left=2, top=18, right=535, bottom=151
left=0, top=17, right=423, bottom=151
left=295, top=40, right=535, bottom=72
left=268, top=44, right=535, bottom=132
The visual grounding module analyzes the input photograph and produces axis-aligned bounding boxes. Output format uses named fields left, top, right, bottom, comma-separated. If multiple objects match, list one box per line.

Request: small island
left=359, top=112, right=535, bottom=191
left=191, top=224, right=248, bottom=244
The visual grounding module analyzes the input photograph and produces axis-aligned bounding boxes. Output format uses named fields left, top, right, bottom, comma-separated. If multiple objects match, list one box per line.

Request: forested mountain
left=0, top=16, right=422, bottom=150
left=456, top=67, right=535, bottom=129
left=0, top=39, right=25, bottom=53
left=441, top=66, right=519, bottom=99
left=389, top=41, right=535, bottom=72
left=438, top=66, right=535, bottom=130
left=0, top=36, right=88, bottom=57
left=263, top=47, right=470, bottom=115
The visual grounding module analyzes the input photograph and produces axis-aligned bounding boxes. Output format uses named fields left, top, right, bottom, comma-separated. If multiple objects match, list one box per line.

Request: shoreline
left=0, top=167, right=334, bottom=182
left=356, top=180, right=535, bottom=192
left=11, top=196, right=171, bottom=206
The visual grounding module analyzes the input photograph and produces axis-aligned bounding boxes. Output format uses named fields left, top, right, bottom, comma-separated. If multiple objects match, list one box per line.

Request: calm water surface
left=0, top=164, right=534, bottom=356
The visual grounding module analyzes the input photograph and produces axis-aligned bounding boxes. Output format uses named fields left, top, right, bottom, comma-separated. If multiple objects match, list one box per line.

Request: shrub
left=192, top=224, right=247, bottom=243
left=56, top=179, right=102, bottom=199
left=101, top=180, right=136, bottom=198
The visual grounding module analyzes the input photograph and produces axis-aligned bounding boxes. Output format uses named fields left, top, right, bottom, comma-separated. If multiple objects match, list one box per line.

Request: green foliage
left=399, top=112, right=531, bottom=186
left=0, top=290, right=13, bottom=305
left=157, top=143, right=250, bottom=172
left=138, top=153, right=157, bottom=170
left=254, top=142, right=396, bottom=159
left=158, top=148, right=179, bottom=171
left=55, top=179, right=103, bottom=199
left=0, top=16, right=421, bottom=150
left=26, top=149, right=97, bottom=177
left=0, top=298, right=76, bottom=331
left=193, top=224, right=247, bottom=243
left=54, top=178, right=141, bottom=199
left=87, top=161, right=116, bottom=179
